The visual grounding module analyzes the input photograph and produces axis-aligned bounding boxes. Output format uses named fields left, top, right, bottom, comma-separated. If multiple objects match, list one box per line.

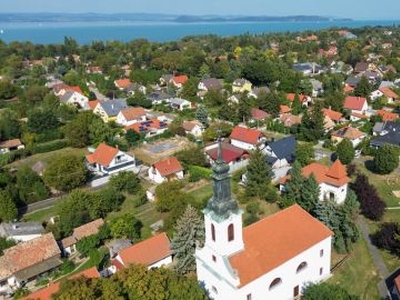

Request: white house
left=0, top=222, right=45, bottom=242
left=148, top=156, right=184, bottom=184
left=182, top=121, right=203, bottom=137
left=281, top=159, right=350, bottom=204
left=205, top=142, right=249, bottom=173
left=59, top=90, right=89, bottom=110
left=343, top=96, right=369, bottom=121
left=170, top=98, right=192, bottom=111
left=116, top=107, right=147, bottom=126
left=112, top=232, right=172, bottom=272
left=195, top=143, right=333, bottom=300
left=229, top=126, right=266, bottom=151
left=85, top=143, right=135, bottom=176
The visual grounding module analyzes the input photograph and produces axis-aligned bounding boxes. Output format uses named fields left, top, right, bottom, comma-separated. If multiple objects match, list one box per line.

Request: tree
left=303, top=282, right=359, bottom=300
left=300, top=101, right=325, bottom=142
left=171, top=205, right=205, bottom=275
left=109, top=213, right=143, bottom=241
left=181, top=77, right=199, bottom=101
left=126, top=92, right=152, bottom=109
left=0, top=191, right=18, bottom=222
left=195, top=106, right=209, bottom=128
left=258, top=91, right=281, bottom=117
left=27, top=108, right=59, bottom=134
left=282, top=161, right=303, bottom=207
left=76, top=234, right=100, bottom=257
left=109, top=171, right=141, bottom=194
left=64, top=112, right=106, bottom=147
left=16, top=166, right=49, bottom=204
left=291, top=93, right=302, bottom=115
left=245, top=146, right=273, bottom=199
left=0, top=109, right=21, bottom=140
left=155, top=181, right=185, bottom=212
left=125, top=129, right=142, bottom=146
left=88, top=187, right=125, bottom=219
left=354, top=76, right=372, bottom=97
left=295, top=142, right=314, bottom=166
left=371, top=222, right=400, bottom=255
left=175, top=147, right=208, bottom=168
left=0, top=237, right=16, bottom=255
left=299, top=174, right=320, bottom=213
left=336, top=138, right=355, bottom=165
left=43, top=154, right=88, bottom=192
left=323, top=91, right=345, bottom=112
left=373, top=144, right=399, bottom=174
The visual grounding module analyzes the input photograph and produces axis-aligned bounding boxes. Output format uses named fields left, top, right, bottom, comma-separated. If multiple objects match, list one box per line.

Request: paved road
left=357, top=217, right=391, bottom=299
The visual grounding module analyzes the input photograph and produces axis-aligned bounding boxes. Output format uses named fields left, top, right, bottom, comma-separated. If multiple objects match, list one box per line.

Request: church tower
left=202, top=139, right=244, bottom=256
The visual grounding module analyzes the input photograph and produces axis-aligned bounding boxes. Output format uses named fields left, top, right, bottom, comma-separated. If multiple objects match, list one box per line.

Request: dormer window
left=211, top=224, right=216, bottom=242
left=228, top=224, right=234, bottom=242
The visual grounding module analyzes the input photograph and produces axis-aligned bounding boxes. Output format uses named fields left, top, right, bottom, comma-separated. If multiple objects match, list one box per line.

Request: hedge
left=188, top=165, right=213, bottom=182
left=32, top=139, right=69, bottom=154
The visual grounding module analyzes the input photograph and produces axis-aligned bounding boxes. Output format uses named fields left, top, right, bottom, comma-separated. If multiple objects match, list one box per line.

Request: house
left=371, top=121, right=400, bottom=148
left=343, top=96, right=369, bottom=121
left=59, top=90, right=89, bottom=110
left=116, top=107, right=147, bottom=126
left=279, top=105, right=292, bottom=115
left=182, top=121, right=203, bottom=137
left=331, top=126, right=365, bottom=147
left=310, top=79, right=324, bottom=97
left=248, top=86, right=271, bottom=99
left=230, top=126, right=266, bottom=151
left=354, top=62, right=369, bottom=74
left=93, top=99, right=129, bottom=123
left=113, top=232, right=172, bottom=271
left=0, top=139, right=25, bottom=154
left=148, top=156, right=184, bottom=184
left=170, top=98, right=192, bottom=110
left=232, top=78, right=252, bottom=93
left=114, top=78, right=132, bottom=91
left=0, top=222, right=45, bottom=243
left=22, top=267, right=101, bottom=300
left=263, top=136, right=297, bottom=169
left=281, top=159, right=350, bottom=204
left=393, top=275, right=400, bottom=299
left=279, top=113, right=302, bottom=127
left=159, top=74, right=174, bottom=86
left=86, top=143, right=135, bottom=176
left=195, top=153, right=333, bottom=300
left=125, top=118, right=169, bottom=138
left=250, top=108, right=271, bottom=124
left=292, top=62, right=324, bottom=76
left=88, top=100, right=100, bottom=110
left=107, top=239, right=132, bottom=259
left=60, top=219, right=104, bottom=256
left=322, top=108, right=343, bottom=128
left=171, top=75, right=188, bottom=89
left=379, top=87, right=398, bottom=103
left=206, top=142, right=249, bottom=173
left=198, top=78, right=223, bottom=92
left=147, top=91, right=173, bottom=105
left=286, top=93, right=312, bottom=107
left=376, top=110, right=398, bottom=122
left=0, top=233, right=62, bottom=295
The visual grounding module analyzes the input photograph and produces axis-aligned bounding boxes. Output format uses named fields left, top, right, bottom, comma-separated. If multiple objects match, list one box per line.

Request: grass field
left=329, top=237, right=381, bottom=299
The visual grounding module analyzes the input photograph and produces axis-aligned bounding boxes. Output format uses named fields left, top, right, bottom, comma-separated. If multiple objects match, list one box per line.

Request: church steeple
left=205, top=139, right=239, bottom=220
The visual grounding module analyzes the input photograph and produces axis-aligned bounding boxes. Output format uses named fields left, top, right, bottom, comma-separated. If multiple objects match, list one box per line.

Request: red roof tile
left=250, top=108, right=270, bottom=120
left=331, top=126, right=364, bottom=140
left=86, top=143, right=119, bottom=167
left=120, top=107, right=146, bottom=121
left=376, top=110, right=398, bottom=122
left=119, top=233, right=171, bottom=267
left=172, top=75, right=188, bottom=85
left=125, top=118, right=166, bottom=134
left=207, top=143, right=248, bottom=163
left=0, top=138, right=23, bottom=149
left=286, top=93, right=309, bottom=103
left=230, top=126, right=263, bottom=144
left=229, top=205, right=333, bottom=287
left=114, top=78, right=132, bottom=89
left=152, top=157, right=183, bottom=177
left=73, top=219, right=104, bottom=241
left=379, top=87, right=398, bottom=99
left=322, top=108, right=343, bottom=122
left=88, top=100, right=100, bottom=110
left=69, top=86, right=83, bottom=94
left=343, top=85, right=355, bottom=93
left=344, top=96, right=367, bottom=111
left=280, top=105, right=292, bottom=114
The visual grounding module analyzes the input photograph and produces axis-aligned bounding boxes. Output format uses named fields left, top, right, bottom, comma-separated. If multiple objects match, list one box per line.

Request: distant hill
left=0, top=13, right=351, bottom=23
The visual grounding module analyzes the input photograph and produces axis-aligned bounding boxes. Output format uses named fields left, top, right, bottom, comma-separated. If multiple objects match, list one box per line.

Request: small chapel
left=195, top=141, right=334, bottom=300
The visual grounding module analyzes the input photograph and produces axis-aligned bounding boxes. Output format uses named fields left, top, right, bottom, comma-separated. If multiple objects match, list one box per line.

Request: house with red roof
left=114, top=78, right=132, bottom=91
left=370, top=87, right=399, bottom=103
left=343, top=96, right=369, bottom=121
left=249, top=108, right=271, bottom=123
left=85, top=143, right=135, bottom=175
left=195, top=149, right=333, bottom=300
left=0, top=138, right=25, bottom=154
left=171, top=75, right=188, bottom=88
left=148, top=156, right=184, bottom=184
left=281, top=159, right=350, bottom=204
left=286, top=93, right=312, bottom=106
left=116, top=107, right=147, bottom=126
left=331, top=126, right=366, bottom=147
left=113, top=232, right=172, bottom=271
left=124, top=118, right=169, bottom=139
left=230, top=126, right=266, bottom=151
left=205, top=142, right=249, bottom=173
left=182, top=120, right=203, bottom=137
left=376, top=109, right=398, bottom=122
left=22, top=267, right=101, bottom=300
left=322, top=108, right=344, bottom=131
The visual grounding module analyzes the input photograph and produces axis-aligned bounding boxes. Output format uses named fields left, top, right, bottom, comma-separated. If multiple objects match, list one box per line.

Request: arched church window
left=269, top=278, right=282, bottom=290
left=296, top=261, right=308, bottom=273
left=211, top=224, right=216, bottom=241
left=228, top=224, right=234, bottom=242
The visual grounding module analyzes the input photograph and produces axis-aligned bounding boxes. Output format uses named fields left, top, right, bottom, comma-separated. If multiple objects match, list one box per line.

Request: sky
left=1, top=0, right=399, bottom=20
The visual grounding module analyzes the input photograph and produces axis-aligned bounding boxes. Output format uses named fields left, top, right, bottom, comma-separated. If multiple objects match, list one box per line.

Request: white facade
left=63, top=91, right=89, bottom=110
left=231, top=139, right=256, bottom=151
left=148, top=167, right=184, bottom=184
left=8, top=233, right=42, bottom=243
left=88, top=151, right=135, bottom=176
left=115, top=254, right=172, bottom=270
left=196, top=237, right=332, bottom=300
left=116, top=111, right=146, bottom=126
left=370, top=89, right=383, bottom=101
left=319, top=182, right=348, bottom=204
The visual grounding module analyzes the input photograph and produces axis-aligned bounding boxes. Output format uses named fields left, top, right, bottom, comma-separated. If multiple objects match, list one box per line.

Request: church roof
left=229, top=204, right=333, bottom=287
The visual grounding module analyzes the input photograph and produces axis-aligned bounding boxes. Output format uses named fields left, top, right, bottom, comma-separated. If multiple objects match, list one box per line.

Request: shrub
left=188, top=165, right=212, bottom=182
left=32, top=139, right=69, bottom=154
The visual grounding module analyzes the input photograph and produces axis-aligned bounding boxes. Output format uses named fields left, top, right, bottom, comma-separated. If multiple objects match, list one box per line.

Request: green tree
left=25, top=85, right=49, bottom=103
left=0, top=109, right=21, bottom=140
left=175, top=147, right=208, bottom=168
left=43, top=154, right=88, bottom=192
left=291, top=93, right=302, bottom=115
left=299, top=174, right=320, bottom=213
left=373, top=144, right=400, bottom=174
left=64, top=112, right=102, bottom=147
left=300, top=101, right=325, bottom=142
left=110, top=213, right=143, bottom=241
left=76, top=234, right=100, bottom=257
left=303, top=282, right=359, bottom=300
left=109, top=171, right=141, bottom=194
left=295, top=142, right=314, bottom=166
left=171, top=205, right=205, bottom=275
left=126, top=92, right=152, bottom=109
left=0, top=237, right=16, bottom=255
left=195, top=106, right=209, bottom=128
left=155, top=181, right=185, bottom=212
left=354, top=76, right=372, bottom=97
left=337, top=138, right=355, bottom=165
left=0, top=191, right=18, bottom=222
left=181, top=77, right=199, bottom=101
left=245, top=146, right=273, bottom=199
left=16, top=166, right=49, bottom=204
left=259, top=91, right=281, bottom=117
left=27, top=108, right=60, bottom=134
left=89, top=188, right=125, bottom=219
left=282, top=161, right=303, bottom=207
left=323, top=91, right=345, bottom=112
left=125, top=129, right=142, bottom=146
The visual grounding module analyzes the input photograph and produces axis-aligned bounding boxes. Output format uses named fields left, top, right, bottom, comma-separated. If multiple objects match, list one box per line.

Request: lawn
left=7, top=147, right=87, bottom=169
left=22, top=206, right=58, bottom=223
left=329, top=237, right=381, bottom=299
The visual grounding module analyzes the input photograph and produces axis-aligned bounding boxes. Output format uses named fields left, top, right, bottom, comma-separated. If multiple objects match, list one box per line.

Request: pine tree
left=282, top=160, right=303, bottom=207
left=245, top=146, right=273, bottom=198
left=299, top=174, right=320, bottom=213
left=291, top=93, right=302, bottom=115
left=337, top=138, right=355, bottom=165
left=300, top=101, right=325, bottom=142
left=195, top=105, right=209, bottom=128
left=171, top=205, right=205, bottom=275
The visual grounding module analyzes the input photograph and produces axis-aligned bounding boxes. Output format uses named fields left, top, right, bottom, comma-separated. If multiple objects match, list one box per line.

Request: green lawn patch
left=329, top=237, right=380, bottom=300
left=22, top=206, right=58, bottom=223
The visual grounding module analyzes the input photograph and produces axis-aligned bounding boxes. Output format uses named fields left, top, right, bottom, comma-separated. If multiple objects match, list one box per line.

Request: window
left=246, top=294, right=252, bottom=300
left=320, top=267, right=323, bottom=275
left=228, top=224, right=234, bottom=242
left=211, top=286, right=218, bottom=294
left=296, top=261, right=308, bottom=273
left=211, top=224, right=216, bottom=242
left=269, top=278, right=282, bottom=290
left=320, top=249, right=324, bottom=257
left=293, top=285, right=299, bottom=297
left=212, top=255, right=216, bottom=262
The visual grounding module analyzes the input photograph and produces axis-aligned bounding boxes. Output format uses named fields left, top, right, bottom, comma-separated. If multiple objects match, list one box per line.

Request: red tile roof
left=120, top=107, right=146, bottom=121
left=152, top=157, right=183, bottom=177
left=0, top=138, right=23, bottom=149
left=302, top=160, right=350, bottom=187
left=286, top=93, right=309, bottom=103
left=114, top=78, right=132, bottom=89
left=182, top=121, right=201, bottom=131
left=69, top=86, right=83, bottom=94
left=279, top=114, right=302, bottom=127
left=376, top=110, right=398, bottom=122
left=73, top=218, right=104, bottom=241
left=331, top=126, right=364, bottom=140
left=395, top=275, right=400, bottom=296
left=379, top=87, right=398, bottom=99
left=230, top=126, right=263, bottom=145
left=207, top=143, right=249, bottom=164
left=0, top=233, right=60, bottom=279
left=280, top=105, right=292, bottom=114
left=125, top=118, right=166, bottom=134
left=250, top=108, right=270, bottom=120
left=86, top=143, right=119, bottom=167
left=118, top=233, right=171, bottom=267
left=343, top=84, right=354, bottom=93
left=322, top=108, right=343, bottom=122
left=229, top=205, right=333, bottom=287
left=88, top=100, right=100, bottom=110
left=172, top=75, right=188, bottom=85
left=344, top=96, right=367, bottom=111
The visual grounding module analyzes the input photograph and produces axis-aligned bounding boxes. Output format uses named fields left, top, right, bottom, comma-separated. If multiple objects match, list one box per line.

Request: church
left=195, top=141, right=334, bottom=300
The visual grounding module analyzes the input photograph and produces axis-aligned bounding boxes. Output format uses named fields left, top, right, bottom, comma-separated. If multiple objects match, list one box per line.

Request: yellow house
left=93, top=99, right=128, bottom=123
left=232, top=78, right=252, bottom=93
